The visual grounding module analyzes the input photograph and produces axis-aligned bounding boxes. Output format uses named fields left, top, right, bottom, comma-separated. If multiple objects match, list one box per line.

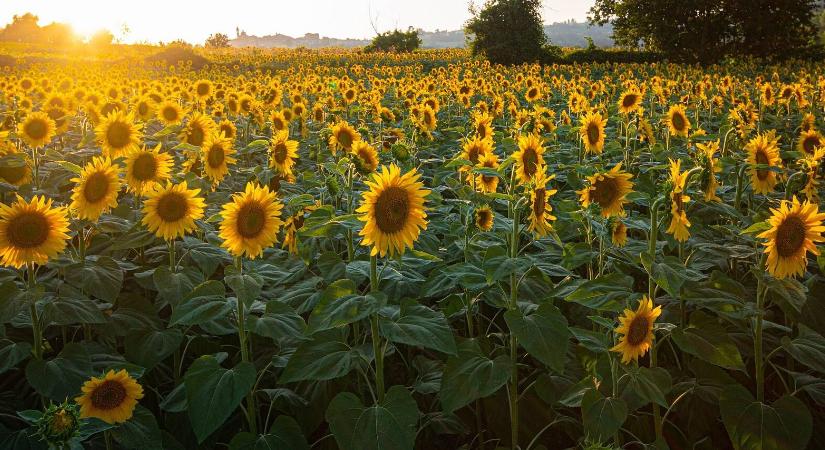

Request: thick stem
left=368, top=255, right=385, bottom=403
left=647, top=199, right=664, bottom=441
left=235, top=258, right=257, bottom=434
left=755, top=254, right=767, bottom=402
left=168, top=239, right=176, bottom=273
left=27, top=262, right=42, bottom=360
left=508, top=202, right=521, bottom=449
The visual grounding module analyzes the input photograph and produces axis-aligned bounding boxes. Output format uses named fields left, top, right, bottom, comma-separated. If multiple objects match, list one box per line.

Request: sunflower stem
left=647, top=198, right=664, bottom=442
left=368, top=255, right=385, bottom=403
left=755, top=253, right=768, bottom=403
left=25, top=262, right=42, bottom=360
left=508, top=200, right=521, bottom=449
left=234, top=257, right=257, bottom=434
left=168, top=239, right=176, bottom=273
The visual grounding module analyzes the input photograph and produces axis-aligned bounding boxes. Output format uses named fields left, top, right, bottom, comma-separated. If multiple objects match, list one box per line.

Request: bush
left=145, top=44, right=209, bottom=70
left=465, top=0, right=549, bottom=65
left=365, top=28, right=421, bottom=53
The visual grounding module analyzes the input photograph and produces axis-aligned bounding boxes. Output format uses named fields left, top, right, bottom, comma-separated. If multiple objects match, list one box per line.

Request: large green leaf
left=247, top=302, right=307, bottom=344
left=307, top=279, right=383, bottom=333
left=504, top=302, right=570, bottom=372
left=124, top=328, right=183, bottom=369
left=0, top=340, right=31, bottom=375
left=42, top=292, right=106, bottom=326
left=228, top=416, right=310, bottom=450
left=720, top=384, right=812, bottom=450
left=439, top=339, right=511, bottom=413
left=184, top=356, right=256, bottom=443
left=326, top=385, right=418, bottom=450
left=641, top=254, right=704, bottom=299
left=110, top=405, right=162, bottom=449
left=0, top=280, right=25, bottom=324
left=619, top=366, right=671, bottom=411
left=581, top=388, right=628, bottom=443
left=782, top=325, right=825, bottom=374
left=379, top=299, right=457, bottom=355
left=169, top=280, right=230, bottom=326
left=64, top=256, right=123, bottom=302
left=565, top=272, right=633, bottom=311
left=153, top=266, right=204, bottom=308
left=225, top=267, right=263, bottom=308
left=671, top=310, right=745, bottom=370
left=279, top=331, right=359, bottom=383
left=25, top=343, right=92, bottom=401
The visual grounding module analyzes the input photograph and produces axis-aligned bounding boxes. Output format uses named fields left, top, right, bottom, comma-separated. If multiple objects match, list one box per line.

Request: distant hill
left=229, top=20, right=614, bottom=49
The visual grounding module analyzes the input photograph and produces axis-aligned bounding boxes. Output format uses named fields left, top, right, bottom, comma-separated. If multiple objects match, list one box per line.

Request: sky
left=0, top=0, right=595, bottom=44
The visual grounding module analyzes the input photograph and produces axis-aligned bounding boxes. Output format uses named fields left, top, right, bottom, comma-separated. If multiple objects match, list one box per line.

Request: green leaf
left=42, top=294, right=106, bottom=326
left=225, top=269, right=263, bottom=308
left=124, top=328, right=183, bottom=369
left=439, top=339, right=511, bottom=413
left=228, top=416, right=310, bottom=450
left=0, top=281, right=24, bottom=324
left=0, top=340, right=31, bottom=375
left=581, top=388, right=628, bottom=443
left=672, top=311, right=745, bottom=370
left=326, top=385, right=418, bottom=450
left=782, top=325, right=825, bottom=374
left=379, top=299, right=457, bottom=355
left=641, top=254, right=704, bottom=299
left=504, top=303, right=570, bottom=372
left=64, top=257, right=124, bottom=303
left=110, top=405, right=162, bottom=449
left=184, top=356, right=256, bottom=443
left=169, top=280, right=230, bottom=326
left=153, top=266, right=204, bottom=307
left=620, top=366, right=671, bottom=411
left=25, top=343, right=92, bottom=400
left=307, top=280, right=383, bottom=333
left=720, top=384, right=812, bottom=450
left=565, top=272, right=634, bottom=311
left=280, top=331, right=359, bottom=383
left=247, top=302, right=307, bottom=344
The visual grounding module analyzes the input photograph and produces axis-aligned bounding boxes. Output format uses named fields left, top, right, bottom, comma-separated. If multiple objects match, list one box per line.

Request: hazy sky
left=0, top=0, right=595, bottom=44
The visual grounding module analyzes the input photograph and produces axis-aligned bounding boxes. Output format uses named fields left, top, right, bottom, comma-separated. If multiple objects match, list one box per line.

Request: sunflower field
left=0, top=47, right=825, bottom=450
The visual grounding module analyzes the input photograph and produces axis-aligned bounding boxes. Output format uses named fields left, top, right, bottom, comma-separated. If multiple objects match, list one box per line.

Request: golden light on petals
left=577, top=163, right=634, bottom=218
left=758, top=197, right=825, bottom=279
left=141, top=182, right=205, bottom=240
left=75, top=369, right=144, bottom=424
left=611, top=296, right=661, bottom=364
left=0, top=195, right=70, bottom=268
left=70, top=156, right=121, bottom=222
left=219, top=182, right=284, bottom=259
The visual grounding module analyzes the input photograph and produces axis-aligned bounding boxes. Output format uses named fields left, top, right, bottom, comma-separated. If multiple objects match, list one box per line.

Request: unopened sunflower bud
left=35, top=402, right=82, bottom=448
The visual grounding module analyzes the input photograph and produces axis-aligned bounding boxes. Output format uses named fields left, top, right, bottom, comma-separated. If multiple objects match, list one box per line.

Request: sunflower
left=192, top=79, right=213, bottom=101
left=18, top=111, right=56, bottom=148
left=758, top=196, right=825, bottom=279
left=142, top=182, right=205, bottom=240
left=666, top=104, right=691, bottom=137
left=201, top=132, right=237, bottom=185
left=666, top=159, right=691, bottom=242
left=617, top=89, right=642, bottom=115
left=0, top=195, right=70, bottom=268
left=75, top=369, right=143, bottom=424
left=696, top=140, right=721, bottom=202
left=328, top=120, right=361, bottom=155
left=95, top=110, right=142, bottom=158
left=513, top=133, right=546, bottom=184
left=746, top=131, right=782, bottom=195
left=179, top=112, right=215, bottom=148
left=133, top=96, right=155, bottom=122
left=579, top=111, right=607, bottom=155
left=417, top=105, right=438, bottom=136
left=156, top=100, right=183, bottom=126
left=269, top=130, right=299, bottom=176
left=474, top=205, right=494, bottom=231
left=218, top=119, right=237, bottom=141
left=219, top=182, right=284, bottom=259
left=611, top=296, right=661, bottom=364
left=801, top=148, right=824, bottom=202
left=459, top=136, right=493, bottom=180
left=577, top=163, right=634, bottom=218
left=70, top=157, right=121, bottom=222
left=351, top=141, right=379, bottom=174
left=611, top=220, right=628, bottom=247
left=125, top=144, right=173, bottom=194
left=797, top=129, right=822, bottom=155
left=270, top=110, right=289, bottom=132
left=526, top=167, right=557, bottom=238
left=0, top=146, right=32, bottom=187
left=357, top=164, right=430, bottom=257
left=474, top=152, right=500, bottom=193
left=473, top=112, right=494, bottom=141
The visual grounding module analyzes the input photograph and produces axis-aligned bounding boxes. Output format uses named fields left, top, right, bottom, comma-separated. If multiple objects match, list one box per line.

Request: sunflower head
left=351, top=141, right=379, bottom=175
left=526, top=167, right=558, bottom=238
left=577, top=163, right=635, bottom=218
left=219, top=182, right=284, bottom=259
left=269, top=130, right=299, bottom=176
left=0, top=195, right=70, bottom=268
left=513, top=133, right=546, bottom=184
left=75, top=369, right=144, bottom=424
left=580, top=111, right=607, bottom=154
left=71, top=156, right=121, bottom=222
left=746, top=131, right=782, bottom=195
left=18, top=111, right=56, bottom=148
left=157, top=100, right=183, bottom=125
left=95, top=110, right=142, bottom=158
left=125, top=144, right=173, bottom=194
left=666, top=104, right=691, bottom=137
left=141, top=181, right=206, bottom=241
left=34, top=401, right=82, bottom=448
left=180, top=112, right=215, bottom=148
left=611, top=220, right=628, bottom=247
left=798, top=129, right=822, bottom=155
left=758, top=196, right=825, bottom=279
left=329, top=120, right=361, bottom=154
left=357, top=164, right=430, bottom=257
left=617, top=89, right=642, bottom=114
left=201, top=132, right=237, bottom=185
left=474, top=205, right=494, bottom=232
left=611, top=296, right=662, bottom=364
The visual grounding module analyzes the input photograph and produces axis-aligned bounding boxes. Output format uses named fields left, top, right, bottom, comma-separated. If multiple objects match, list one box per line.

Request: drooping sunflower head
left=0, top=144, right=32, bottom=187
left=351, top=141, right=379, bottom=175
left=513, top=133, right=546, bottom=184
left=0, top=195, right=70, bottom=268
left=474, top=151, right=500, bottom=193
left=219, top=182, right=284, bottom=259
left=526, top=168, right=558, bottom=238
left=201, top=131, right=237, bottom=185
left=70, top=156, right=121, bottom=222
left=95, top=110, right=143, bottom=158
left=579, top=111, right=607, bottom=154
left=666, top=104, right=691, bottom=137
left=357, top=164, right=430, bottom=257
left=218, top=119, right=237, bottom=141
left=328, top=120, right=361, bottom=155
left=269, top=130, right=299, bottom=176
left=696, top=140, right=721, bottom=202
left=611, top=296, right=661, bottom=364
left=758, top=196, right=825, bottom=279
left=141, top=181, right=206, bottom=241
left=474, top=205, right=494, bottom=232
left=125, top=144, right=173, bottom=194
left=75, top=369, right=144, bottom=424
left=577, top=163, right=635, bottom=218
left=798, top=129, right=822, bottom=155
left=459, top=136, right=493, bottom=176
left=180, top=112, right=215, bottom=148
left=745, top=131, right=782, bottom=195
left=666, top=159, right=692, bottom=242
left=611, top=220, right=628, bottom=247
left=18, top=111, right=56, bottom=148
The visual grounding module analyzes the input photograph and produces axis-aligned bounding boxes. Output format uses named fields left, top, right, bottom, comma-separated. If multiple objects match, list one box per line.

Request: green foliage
left=365, top=28, right=421, bottom=53
left=205, top=32, right=231, bottom=48
left=465, top=0, right=559, bottom=64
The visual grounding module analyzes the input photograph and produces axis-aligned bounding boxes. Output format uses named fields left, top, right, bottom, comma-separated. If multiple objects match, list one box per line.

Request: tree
left=589, top=0, right=821, bottom=62
left=465, top=0, right=552, bottom=65
left=205, top=33, right=231, bottom=48
left=365, top=28, right=421, bottom=53
left=89, top=29, right=114, bottom=47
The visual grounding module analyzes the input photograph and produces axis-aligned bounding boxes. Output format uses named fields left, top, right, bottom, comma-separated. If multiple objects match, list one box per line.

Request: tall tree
left=465, top=0, right=549, bottom=65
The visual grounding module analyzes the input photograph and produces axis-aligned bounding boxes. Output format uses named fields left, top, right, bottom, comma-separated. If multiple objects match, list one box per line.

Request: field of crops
left=0, top=47, right=824, bottom=450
